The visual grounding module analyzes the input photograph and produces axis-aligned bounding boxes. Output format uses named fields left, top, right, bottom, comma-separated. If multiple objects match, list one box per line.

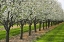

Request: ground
left=0, top=23, right=60, bottom=42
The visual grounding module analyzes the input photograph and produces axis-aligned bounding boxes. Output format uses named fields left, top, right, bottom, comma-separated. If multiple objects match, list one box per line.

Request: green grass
left=0, top=23, right=46, bottom=40
left=34, top=23, right=64, bottom=42
left=0, top=26, right=4, bottom=28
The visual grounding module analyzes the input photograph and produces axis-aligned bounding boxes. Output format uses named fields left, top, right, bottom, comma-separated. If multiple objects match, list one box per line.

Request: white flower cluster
left=0, top=0, right=64, bottom=23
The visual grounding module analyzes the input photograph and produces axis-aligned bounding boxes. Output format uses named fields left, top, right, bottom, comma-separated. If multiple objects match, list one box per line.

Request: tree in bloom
left=0, top=0, right=19, bottom=42
left=0, top=0, right=64, bottom=42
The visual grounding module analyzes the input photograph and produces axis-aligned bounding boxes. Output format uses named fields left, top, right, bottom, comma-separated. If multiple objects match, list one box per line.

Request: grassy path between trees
left=34, top=23, right=64, bottom=42
left=0, top=24, right=46, bottom=40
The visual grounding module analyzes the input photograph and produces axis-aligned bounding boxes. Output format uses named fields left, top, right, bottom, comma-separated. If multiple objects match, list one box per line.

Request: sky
left=57, top=0, right=64, bottom=10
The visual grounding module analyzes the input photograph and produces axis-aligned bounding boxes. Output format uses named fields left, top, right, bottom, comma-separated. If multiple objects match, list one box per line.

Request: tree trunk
left=51, top=21, right=52, bottom=26
left=39, top=21, right=41, bottom=31
left=20, top=23, right=23, bottom=39
left=6, top=30, right=9, bottom=42
left=17, top=22, right=18, bottom=27
left=43, top=22, right=44, bottom=30
left=34, top=20, right=37, bottom=32
left=46, top=21, right=47, bottom=29
left=29, top=23, right=31, bottom=36
left=48, top=20, right=50, bottom=28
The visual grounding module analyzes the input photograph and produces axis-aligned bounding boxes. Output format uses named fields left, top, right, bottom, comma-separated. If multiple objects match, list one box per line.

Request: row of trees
left=0, top=0, right=64, bottom=42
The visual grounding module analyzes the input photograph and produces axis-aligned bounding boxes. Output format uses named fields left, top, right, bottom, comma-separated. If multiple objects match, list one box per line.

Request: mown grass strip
left=0, top=23, right=46, bottom=40
left=34, top=23, right=64, bottom=42
left=0, top=26, right=4, bottom=28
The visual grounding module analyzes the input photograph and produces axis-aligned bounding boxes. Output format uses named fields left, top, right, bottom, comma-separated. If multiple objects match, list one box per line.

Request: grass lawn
left=0, top=26, right=4, bottom=28
left=34, top=23, right=64, bottom=42
left=0, top=23, right=46, bottom=40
